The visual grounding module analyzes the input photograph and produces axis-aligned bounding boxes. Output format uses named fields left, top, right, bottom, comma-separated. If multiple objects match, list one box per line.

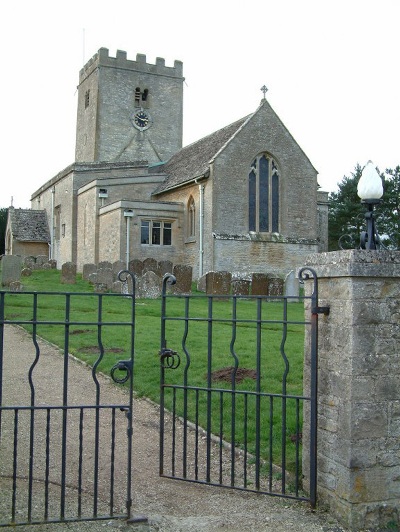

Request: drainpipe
left=198, top=183, right=204, bottom=277
left=50, top=186, right=55, bottom=260
left=124, top=209, right=134, bottom=269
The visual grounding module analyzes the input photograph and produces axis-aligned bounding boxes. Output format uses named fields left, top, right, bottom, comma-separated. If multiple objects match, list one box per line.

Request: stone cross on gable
left=260, top=85, right=268, bottom=99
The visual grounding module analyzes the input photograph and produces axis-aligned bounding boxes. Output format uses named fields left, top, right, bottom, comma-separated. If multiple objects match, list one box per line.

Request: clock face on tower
left=131, top=109, right=152, bottom=131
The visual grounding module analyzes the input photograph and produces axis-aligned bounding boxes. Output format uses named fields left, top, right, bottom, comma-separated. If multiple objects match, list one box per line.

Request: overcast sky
left=1, top=0, right=399, bottom=208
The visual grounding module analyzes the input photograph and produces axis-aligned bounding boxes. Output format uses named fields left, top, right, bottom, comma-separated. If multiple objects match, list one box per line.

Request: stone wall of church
left=210, top=102, right=319, bottom=242
left=212, top=238, right=319, bottom=276
left=154, top=182, right=205, bottom=278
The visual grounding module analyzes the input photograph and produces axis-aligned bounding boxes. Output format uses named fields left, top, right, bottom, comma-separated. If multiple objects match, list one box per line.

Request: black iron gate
left=0, top=271, right=136, bottom=527
left=159, top=268, right=328, bottom=506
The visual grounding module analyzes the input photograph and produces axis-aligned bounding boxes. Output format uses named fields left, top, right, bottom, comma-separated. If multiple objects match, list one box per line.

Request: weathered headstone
left=112, top=260, right=126, bottom=280
left=88, top=272, right=97, bottom=285
left=158, top=260, right=173, bottom=278
left=140, top=271, right=162, bottom=299
left=197, top=274, right=207, bottom=293
left=143, top=258, right=158, bottom=274
left=82, top=263, right=97, bottom=281
left=23, top=256, right=36, bottom=269
left=206, top=271, right=231, bottom=296
left=98, top=261, right=113, bottom=271
left=96, top=267, right=113, bottom=290
left=9, top=281, right=23, bottom=292
left=112, top=281, right=124, bottom=294
left=128, top=259, right=144, bottom=276
left=48, top=260, right=57, bottom=269
left=268, top=277, right=284, bottom=296
left=232, top=279, right=251, bottom=296
left=36, top=255, right=49, bottom=268
left=284, top=270, right=299, bottom=302
left=1, top=255, right=22, bottom=287
left=172, top=264, right=193, bottom=294
left=21, top=267, right=32, bottom=277
left=251, top=273, right=269, bottom=295
left=61, top=262, right=77, bottom=284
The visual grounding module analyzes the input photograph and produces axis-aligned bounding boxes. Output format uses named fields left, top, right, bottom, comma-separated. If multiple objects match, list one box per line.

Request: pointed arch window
left=188, top=196, right=196, bottom=238
left=248, top=154, right=280, bottom=233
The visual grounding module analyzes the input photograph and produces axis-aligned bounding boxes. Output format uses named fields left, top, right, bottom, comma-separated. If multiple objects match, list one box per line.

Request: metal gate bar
left=159, top=269, right=327, bottom=505
left=0, top=271, right=136, bottom=527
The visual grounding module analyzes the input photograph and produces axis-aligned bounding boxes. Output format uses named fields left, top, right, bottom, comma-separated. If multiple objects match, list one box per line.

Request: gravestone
left=251, top=273, right=269, bottom=295
left=143, top=258, right=158, bottom=274
left=98, top=261, right=113, bottom=271
left=21, top=267, right=32, bottom=277
left=268, top=277, right=284, bottom=296
left=96, top=267, right=113, bottom=290
left=232, top=279, right=251, bottom=296
left=112, top=260, right=126, bottom=280
left=88, top=272, right=97, bottom=285
left=1, top=255, right=22, bottom=287
left=36, top=255, right=49, bottom=268
left=284, top=270, right=299, bottom=302
left=140, top=271, right=162, bottom=299
left=158, top=260, right=173, bottom=277
left=172, top=264, right=192, bottom=294
left=82, top=263, right=97, bottom=281
left=23, top=256, right=36, bottom=269
left=9, top=281, right=23, bottom=292
left=128, top=259, right=144, bottom=276
left=61, top=262, right=77, bottom=284
left=48, top=260, right=57, bottom=269
left=206, top=271, right=232, bottom=296
left=197, top=274, right=207, bottom=293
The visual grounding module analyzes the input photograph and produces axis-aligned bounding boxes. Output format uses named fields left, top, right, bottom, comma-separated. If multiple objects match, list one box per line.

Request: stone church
left=6, top=48, right=328, bottom=279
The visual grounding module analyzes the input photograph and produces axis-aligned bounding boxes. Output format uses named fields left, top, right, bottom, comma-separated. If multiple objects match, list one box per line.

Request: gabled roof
left=153, top=115, right=251, bottom=195
left=8, top=208, right=50, bottom=242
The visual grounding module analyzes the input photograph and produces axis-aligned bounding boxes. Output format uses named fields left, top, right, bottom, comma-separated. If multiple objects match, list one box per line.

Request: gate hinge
left=312, top=306, right=330, bottom=316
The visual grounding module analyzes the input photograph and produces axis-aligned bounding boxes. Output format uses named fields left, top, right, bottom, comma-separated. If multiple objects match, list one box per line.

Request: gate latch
left=312, top=305, right=330, bottom=316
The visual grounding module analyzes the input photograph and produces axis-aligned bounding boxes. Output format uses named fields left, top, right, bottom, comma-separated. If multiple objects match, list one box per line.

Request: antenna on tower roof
left=82, top=28, right=86, bottom=65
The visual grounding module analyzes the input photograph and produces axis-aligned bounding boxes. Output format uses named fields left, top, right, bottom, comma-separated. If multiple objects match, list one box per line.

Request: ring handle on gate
left=110, top=359, right=133, bottom=384
left=159, top=348, right=180, bottom=370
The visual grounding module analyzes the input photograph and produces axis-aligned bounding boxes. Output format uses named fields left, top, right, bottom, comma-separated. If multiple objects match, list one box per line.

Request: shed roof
left=9, top=208, right=50, bottom=242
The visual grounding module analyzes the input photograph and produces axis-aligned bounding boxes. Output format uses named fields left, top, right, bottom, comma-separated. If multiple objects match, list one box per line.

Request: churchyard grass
left=2, top=269, right=306, bottom=474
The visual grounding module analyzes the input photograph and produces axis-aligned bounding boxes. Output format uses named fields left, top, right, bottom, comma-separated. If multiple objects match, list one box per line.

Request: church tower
left=75, top=48, right=184, bottom=164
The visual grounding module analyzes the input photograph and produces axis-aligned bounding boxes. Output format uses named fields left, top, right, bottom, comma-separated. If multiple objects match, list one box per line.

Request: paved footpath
left=0, top=325, right=348, bottom=532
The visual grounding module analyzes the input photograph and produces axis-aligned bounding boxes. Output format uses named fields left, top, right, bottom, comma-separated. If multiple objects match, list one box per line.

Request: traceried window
left=141, top=220, right=172, bottom=245
left=188, top=196, right=195, bottom=238
left=248, top=154, right=280, bottom=233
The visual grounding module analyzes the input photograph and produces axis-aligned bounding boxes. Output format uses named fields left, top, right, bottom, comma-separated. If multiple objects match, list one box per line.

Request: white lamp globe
left=357, top=161, right=383, bottom=200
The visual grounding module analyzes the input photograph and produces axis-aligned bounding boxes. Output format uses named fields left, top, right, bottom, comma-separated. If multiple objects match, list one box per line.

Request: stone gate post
left=302, top=250, right=400, bottom=530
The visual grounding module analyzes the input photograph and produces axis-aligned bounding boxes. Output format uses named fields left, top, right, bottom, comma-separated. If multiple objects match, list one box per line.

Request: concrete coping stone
left=303, top=250, right=400, bottom=278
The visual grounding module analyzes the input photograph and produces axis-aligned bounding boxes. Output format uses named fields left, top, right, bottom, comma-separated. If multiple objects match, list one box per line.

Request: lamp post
left=357, top=161, right=383, bottom=250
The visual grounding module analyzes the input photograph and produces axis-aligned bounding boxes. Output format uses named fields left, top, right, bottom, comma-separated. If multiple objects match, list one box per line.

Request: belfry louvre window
left=248, top=154, right=280, bottom=233
left=141, top=220, right=172, bottom=245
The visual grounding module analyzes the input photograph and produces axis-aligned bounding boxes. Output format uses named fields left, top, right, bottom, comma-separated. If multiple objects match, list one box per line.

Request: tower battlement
left=79, top=48, right=184, bottom=84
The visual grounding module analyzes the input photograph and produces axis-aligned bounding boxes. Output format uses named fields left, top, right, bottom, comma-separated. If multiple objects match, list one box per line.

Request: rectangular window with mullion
left=141, top=220, right=172, bottom=246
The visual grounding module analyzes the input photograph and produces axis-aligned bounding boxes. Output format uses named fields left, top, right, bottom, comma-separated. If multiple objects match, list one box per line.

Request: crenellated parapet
left=79, top=47, right=183, bottom=84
